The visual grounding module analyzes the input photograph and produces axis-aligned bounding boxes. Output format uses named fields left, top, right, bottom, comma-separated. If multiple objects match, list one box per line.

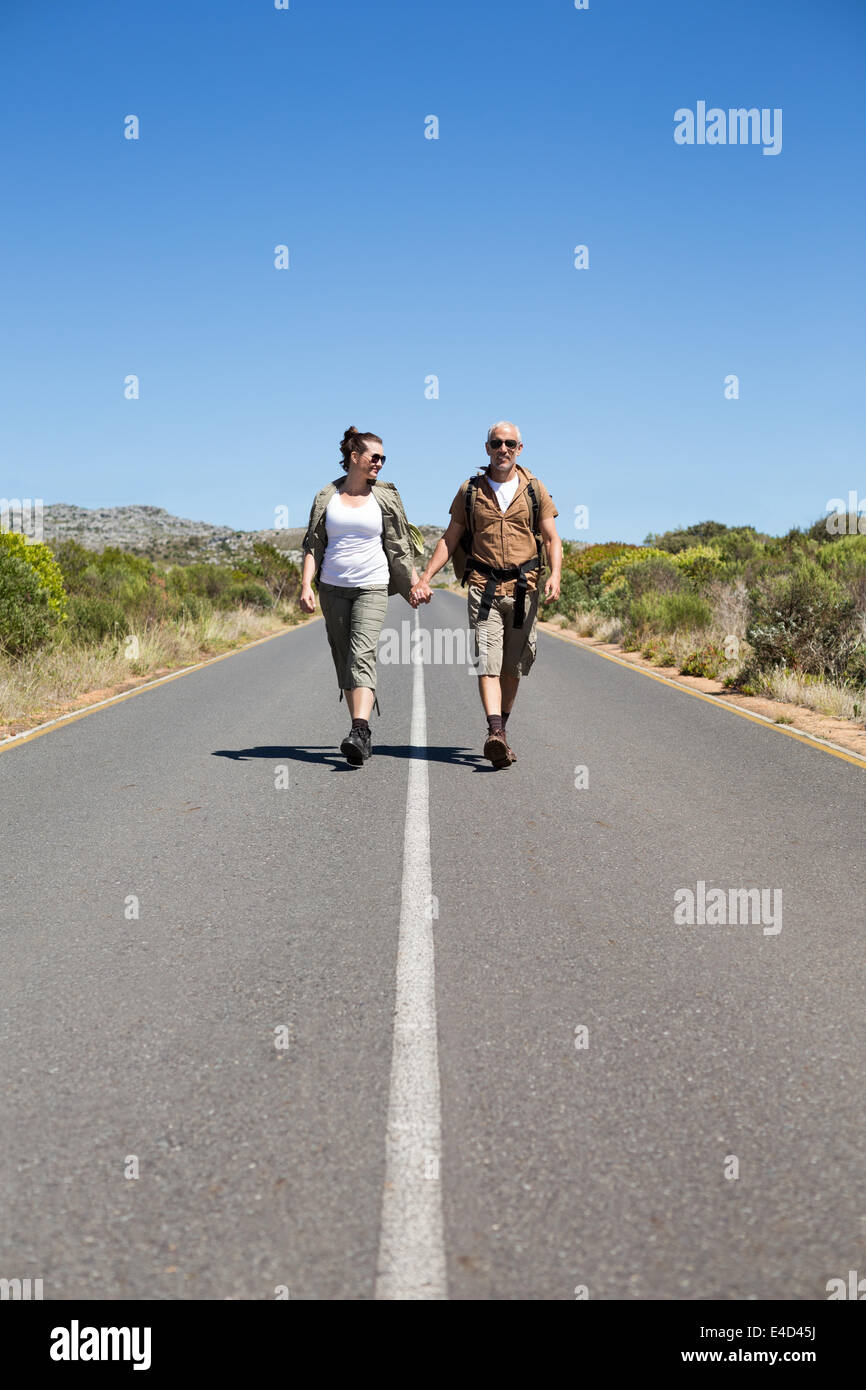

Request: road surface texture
left=1, top=590, right=863, bottom=1300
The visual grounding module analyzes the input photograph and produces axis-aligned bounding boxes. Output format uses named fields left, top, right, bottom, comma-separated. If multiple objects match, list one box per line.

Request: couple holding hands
left=300, top=421, right=561, bottom=768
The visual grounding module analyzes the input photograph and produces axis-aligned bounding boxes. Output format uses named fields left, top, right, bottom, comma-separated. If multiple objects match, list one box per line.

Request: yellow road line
left=539, top=624, right=866, bottom=771
left=0, top=618, right=320, bottom=756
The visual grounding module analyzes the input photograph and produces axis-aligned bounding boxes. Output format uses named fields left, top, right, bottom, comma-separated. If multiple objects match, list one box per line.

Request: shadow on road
left=213, top=744, right=491, bottom=771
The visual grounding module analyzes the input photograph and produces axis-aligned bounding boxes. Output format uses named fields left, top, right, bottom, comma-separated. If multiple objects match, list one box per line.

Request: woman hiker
left=299, top=426, right=427, bottom=766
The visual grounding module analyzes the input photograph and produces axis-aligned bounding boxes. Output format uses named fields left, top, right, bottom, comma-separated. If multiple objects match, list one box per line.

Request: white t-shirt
left=319, top=491, right=390, bottom=587
left=486, top=472, right=520, bottom=513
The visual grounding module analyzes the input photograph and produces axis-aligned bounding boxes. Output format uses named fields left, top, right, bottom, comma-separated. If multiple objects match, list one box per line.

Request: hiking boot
left=483, top=728, right=512, bottom=769
left=503, top=736, right=517, bottom=764
left=340, top=726, right=372, bottom=765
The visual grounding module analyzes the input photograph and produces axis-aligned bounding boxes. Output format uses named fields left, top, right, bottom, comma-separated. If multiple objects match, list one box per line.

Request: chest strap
left=469, top=555, right=539, bottom=629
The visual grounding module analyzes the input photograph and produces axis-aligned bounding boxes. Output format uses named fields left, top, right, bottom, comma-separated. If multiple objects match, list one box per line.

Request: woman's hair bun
left=338, top=424, right=381, bottom=471
left=338, top=426, right=361, bottom=471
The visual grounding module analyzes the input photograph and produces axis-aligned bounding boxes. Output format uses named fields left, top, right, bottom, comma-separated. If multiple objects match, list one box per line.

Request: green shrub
left=725, top=656, right=761, bottom=695
left=562, top=541, right=639, bottom=579
left=600, top=547, right=671, bottom=589
left=620, top=554, right=683, bottom=599
left=641, top=638, right=676, bottom=666
left=707, top=527, right=764, bottom=565
left=747, top=560, right=860, bottom=679
left=250, top=541, right=301, bottom=604
left=55, top=545, right=160, bottom=627
left=816, top=533, right=866, bottom=574
left=680, top=643, right=725, bottom=679
left=817, top=536, right=866, bottom=615
left=228, top=581, right=273, bottom=608
left=0, top=532, right=68, bottom=618
left=644, top=520, right=742, bottom=553
left=166, top=563, right=230, bottom=603
left=673, top=544, right=727, bottom=587
left=92, top=551, right=153, bottom=605
left=844, top=644, right=866, bottom=688
left=52, top=538, right=97, bottom=589
left=629, top=591, right=712, bottom=635
left=0, top=544, right=54, bottom=654
left=174, top=593, right=214, bottom=622
left=560, top=543, right=641, bottom=605
left=166, top=563, right=272, bottom=610
left=65, top=594, right=128, bottom=643
left=662, top=592, right=714, bottom=632
left=595, top=586, right=626, bottom=618
left=628, top=593, right=665, bottom=635
left=546, top=569, right=587, bottom=620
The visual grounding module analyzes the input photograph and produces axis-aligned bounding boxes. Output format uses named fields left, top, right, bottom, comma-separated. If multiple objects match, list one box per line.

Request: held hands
left=410, top=579, right=433, bottom=607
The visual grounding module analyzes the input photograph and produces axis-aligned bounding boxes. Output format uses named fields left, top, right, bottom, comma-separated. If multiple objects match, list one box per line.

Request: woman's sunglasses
left=367, top=454, right=386, bottom=464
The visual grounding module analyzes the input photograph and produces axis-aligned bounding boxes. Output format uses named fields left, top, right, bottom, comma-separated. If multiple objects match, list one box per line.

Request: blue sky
left=1, top=0, right=864, bottom=544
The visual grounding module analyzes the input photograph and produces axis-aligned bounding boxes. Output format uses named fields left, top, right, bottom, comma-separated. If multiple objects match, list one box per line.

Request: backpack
left=451, top=473, right=548, bottom=585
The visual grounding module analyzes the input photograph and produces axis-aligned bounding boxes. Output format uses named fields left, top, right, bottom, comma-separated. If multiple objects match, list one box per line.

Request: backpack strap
left=526, top=478, right=539, bottom=534
left=458, top=474, right=481, bottom=587
left=526, top=478, right=542, bottom=559
left=464, top=475, right=480, bottom=545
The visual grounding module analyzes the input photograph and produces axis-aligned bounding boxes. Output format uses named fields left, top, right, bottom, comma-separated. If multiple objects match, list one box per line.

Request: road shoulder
left=538, top=619, right=866, bottom=764
left=0, top=614, right=321, bottom=749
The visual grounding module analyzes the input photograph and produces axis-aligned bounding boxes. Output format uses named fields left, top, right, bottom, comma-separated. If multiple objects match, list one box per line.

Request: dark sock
left=487, top=714, right=504, bottom=733
left=352, top=718, right=370, bottom=732
left=501, top=710, right=511, bottom=727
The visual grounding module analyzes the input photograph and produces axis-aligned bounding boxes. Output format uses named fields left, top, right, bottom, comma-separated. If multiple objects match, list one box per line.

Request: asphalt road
left=1, top=589, right=863, bottom=1300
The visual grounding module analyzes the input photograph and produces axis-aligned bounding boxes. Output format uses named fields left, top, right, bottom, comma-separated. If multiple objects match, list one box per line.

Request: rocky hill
left=38, top=504, right=457, bottom=582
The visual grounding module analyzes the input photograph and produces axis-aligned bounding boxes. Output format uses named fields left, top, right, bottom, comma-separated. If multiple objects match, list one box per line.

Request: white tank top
left=319, top=491, right=390, bottom=587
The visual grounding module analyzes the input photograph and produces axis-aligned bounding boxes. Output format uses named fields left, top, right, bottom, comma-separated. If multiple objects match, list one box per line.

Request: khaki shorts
left=467, top=585, right=539, bottom=678
left=318, top=582, right=389, bottom=691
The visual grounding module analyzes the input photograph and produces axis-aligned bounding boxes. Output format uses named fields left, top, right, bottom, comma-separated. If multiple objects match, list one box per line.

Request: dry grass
left=706, top=578, right=749, bottom=641
left=561, top=599, right=866, bottom=727
left=0, top=604, right=299, bottom=731
left=570, top=609, right=623, bottom=643
left=757, top=668, right=866, bottom=723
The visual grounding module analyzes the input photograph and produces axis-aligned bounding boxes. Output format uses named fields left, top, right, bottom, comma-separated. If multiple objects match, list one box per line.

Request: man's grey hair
left=486, top=421, right=522, bottom=443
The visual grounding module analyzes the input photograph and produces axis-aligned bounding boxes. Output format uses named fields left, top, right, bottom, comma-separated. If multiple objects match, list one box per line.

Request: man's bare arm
left=539, top=515, right=562, bottom=602
left=420, top=516, right=466, bottom=584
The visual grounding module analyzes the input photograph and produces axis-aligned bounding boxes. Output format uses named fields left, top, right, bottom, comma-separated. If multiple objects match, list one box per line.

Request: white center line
left=374, top=608, right=448, bottom=1300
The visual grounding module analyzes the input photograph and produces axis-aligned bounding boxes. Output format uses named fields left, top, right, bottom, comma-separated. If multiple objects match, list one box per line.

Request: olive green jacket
left=302, top=477, right=417, bottom=603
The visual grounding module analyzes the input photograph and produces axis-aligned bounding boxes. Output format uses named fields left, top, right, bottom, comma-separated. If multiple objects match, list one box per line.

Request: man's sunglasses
left=489, top=439, right=519, bottom=451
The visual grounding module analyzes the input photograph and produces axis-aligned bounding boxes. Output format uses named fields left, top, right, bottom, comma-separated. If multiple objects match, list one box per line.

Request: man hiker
left=411, top=421, right=562, bottom=768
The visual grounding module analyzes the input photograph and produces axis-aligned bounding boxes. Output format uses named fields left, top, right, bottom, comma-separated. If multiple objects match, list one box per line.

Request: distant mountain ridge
left=38, top=503, right=457, bottom=580
left=40, top=502, right=304, bottom=558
